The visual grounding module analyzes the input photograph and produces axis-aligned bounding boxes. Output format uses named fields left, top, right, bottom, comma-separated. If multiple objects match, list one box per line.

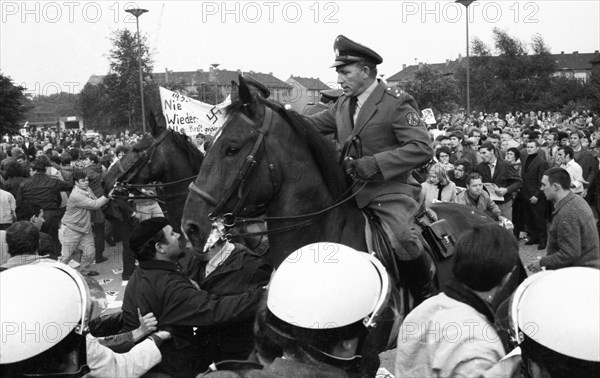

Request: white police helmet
left=510, top=267, right=600, bottom=362
left=267, top=242, right=390, bottom=330
left=0, top=263, right=107, bottom=364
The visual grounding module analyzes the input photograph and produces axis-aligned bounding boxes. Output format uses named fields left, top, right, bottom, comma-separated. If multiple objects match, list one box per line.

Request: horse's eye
left=226, top=147, right=240, bottom=156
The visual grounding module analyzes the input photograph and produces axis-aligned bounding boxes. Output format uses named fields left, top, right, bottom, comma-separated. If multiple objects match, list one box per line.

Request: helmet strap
left=303, top=344, right=363, bottom=372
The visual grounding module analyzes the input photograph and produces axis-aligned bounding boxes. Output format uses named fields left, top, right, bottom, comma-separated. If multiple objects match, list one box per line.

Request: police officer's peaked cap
left=320, top=88, right=344, bottom=101
left=130, top=217, right=170, bottom=253
left=331, top=35, right=383, bottom=68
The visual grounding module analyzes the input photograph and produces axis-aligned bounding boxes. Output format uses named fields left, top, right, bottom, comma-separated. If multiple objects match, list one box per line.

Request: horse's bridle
left=188, top=106, right=277, bottom=227
left=115, top=130, right=197, bottom=199
left=187, top=104, right=369, bottom=236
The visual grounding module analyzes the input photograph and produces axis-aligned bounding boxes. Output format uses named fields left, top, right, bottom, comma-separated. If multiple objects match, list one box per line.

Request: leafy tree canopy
left=79, top=29, right=158, bottom=133
left=0, top=73, right=31, bottom=134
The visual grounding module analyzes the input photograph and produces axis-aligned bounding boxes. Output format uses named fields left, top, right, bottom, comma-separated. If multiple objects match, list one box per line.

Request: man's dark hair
left=544, top=167, right=571, bottom=191
left=558, top=146, right=574, bottom=160
left=99, top=154, right=114, bottom=170
left=84, top=152, right=99, bottom=164
left=449, top=131, right=465, bottom=141
left=72, top=169, right=87, bottom=182
left=435, top=146, right=452, bottom=160
left=454, top=159, right=472, bottom=174
left=4, top=161, right=27, bottom=179
left=31, top=157, right=49, bottom=172
left=557, top=132, right=569, bottom=142
left=135, top=229, right=168, bottom=261
left=49, top=154, right=61, bottom=165
left=526, top=139, right=540, bottom=148
left=487, top=134, right=501, bottom=142
left=479, top=142, right=497, bottom=156
left=453, top=223, right=518, bottom=291
left=60, top=153, right=72, bottom=165
left=16, top=202, right=42, bottom=222
left=6, top=221, right=40, bottom=257
left=465, top=172, right=482, bottom=186
left=68, top=148, right=80, bottom=161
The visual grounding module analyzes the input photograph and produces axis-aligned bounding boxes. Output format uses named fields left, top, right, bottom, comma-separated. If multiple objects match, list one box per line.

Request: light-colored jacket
left=61, top=186, right=109, bottom=234
left=396, top=293, right=505, bottom=378
left=455, top=190, right=502, bottom=220
left=86, top=335, right=161, bottom=377
left=421, top=181, right=457, bottom=207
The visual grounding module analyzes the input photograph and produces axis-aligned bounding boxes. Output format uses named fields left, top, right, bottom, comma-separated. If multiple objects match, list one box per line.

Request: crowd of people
left=1, top=34, right=599, bottom=377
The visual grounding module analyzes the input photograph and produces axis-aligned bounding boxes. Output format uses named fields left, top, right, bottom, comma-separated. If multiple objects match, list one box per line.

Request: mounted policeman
left=308, top=35, right=434, bottom=303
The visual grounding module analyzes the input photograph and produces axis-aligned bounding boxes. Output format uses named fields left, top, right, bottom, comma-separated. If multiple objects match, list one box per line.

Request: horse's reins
left=187, top=104, right=370, bottom=237
left=114, top=129, right=198, bottom=200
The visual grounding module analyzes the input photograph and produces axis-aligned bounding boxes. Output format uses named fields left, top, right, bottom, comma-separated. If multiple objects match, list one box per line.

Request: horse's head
left=182, top=75, right=286, bottom=251
left=102, top=112, right=167, bottom=194
left=182, top=75, right=347, bottom=256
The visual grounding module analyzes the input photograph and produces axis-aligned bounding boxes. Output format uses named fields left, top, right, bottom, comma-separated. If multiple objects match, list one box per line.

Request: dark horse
left=181, top=76, right=497, bottom=274
left=103, top=112, right=203, bottom=233
left=180, top=77, right=520, bottom=355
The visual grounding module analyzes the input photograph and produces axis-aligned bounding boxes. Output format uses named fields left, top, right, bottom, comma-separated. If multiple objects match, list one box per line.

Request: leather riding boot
left=397, top=252, right=436, bottom=307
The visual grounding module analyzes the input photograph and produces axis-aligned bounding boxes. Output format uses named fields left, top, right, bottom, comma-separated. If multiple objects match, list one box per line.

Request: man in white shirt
left=557, top=146, right=586, bottom=195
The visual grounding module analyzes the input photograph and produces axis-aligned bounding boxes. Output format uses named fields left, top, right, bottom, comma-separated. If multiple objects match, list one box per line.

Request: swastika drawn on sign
left=207, top=107, right=222, bottom=124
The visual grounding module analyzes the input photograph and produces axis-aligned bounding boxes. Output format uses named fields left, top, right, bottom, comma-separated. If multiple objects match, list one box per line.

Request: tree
left=455, top=28, right=557, bottom=113
left=398, top=65, right=460, bottom=114
left=0, top=73, right=31, bottom=134
left=25, top=92, right=81, bottom=123
left=193, top=83, right=226, bottom=105
left=79, top=29, right=156, bottom=132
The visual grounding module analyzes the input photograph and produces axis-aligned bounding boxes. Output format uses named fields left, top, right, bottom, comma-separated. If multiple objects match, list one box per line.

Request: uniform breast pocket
left=361, top=125, right=395, bottom=147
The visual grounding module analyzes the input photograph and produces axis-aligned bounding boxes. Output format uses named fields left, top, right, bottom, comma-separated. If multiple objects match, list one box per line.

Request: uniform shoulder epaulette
left=385, top=87, right=409, bottom=100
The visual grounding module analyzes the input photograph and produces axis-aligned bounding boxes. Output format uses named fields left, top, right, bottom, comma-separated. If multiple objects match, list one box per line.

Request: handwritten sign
left=159, top=87, right=230, bottom=136
left=422, top=108, right=436, bottom=125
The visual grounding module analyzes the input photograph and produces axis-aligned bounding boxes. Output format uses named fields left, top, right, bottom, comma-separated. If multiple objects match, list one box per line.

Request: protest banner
left=159, top=87, right=230, bottom=136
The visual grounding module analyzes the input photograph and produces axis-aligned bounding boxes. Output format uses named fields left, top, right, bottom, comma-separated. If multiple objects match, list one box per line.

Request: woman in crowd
left=505, top=147, right=522, bottom=175
left=435, top=146, right=454, bottom=172
left=421, top=162, right=457, bottom=207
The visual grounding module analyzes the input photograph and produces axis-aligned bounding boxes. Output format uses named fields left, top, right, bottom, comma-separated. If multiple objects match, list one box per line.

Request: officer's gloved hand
left=346, top=156, right=380, bottom=180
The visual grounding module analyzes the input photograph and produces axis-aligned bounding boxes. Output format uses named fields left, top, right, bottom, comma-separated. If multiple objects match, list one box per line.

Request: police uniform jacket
left=309, top=81, right=433, bottom=208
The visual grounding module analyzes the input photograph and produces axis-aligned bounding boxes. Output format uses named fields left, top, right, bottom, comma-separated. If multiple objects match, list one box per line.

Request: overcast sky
left=1, top=0, right=599, bottom=96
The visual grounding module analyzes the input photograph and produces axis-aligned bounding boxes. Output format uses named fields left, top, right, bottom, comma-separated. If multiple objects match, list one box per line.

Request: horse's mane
left=169, top=129, right=204, bottom=163
left=132, top=130, right=203, bottom=163
left=225, top=99, right=348, bottom=198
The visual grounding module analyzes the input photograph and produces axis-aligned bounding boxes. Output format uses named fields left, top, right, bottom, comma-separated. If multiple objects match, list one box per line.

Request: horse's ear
left=238, top=75, right=253, bottom=106
left=148, top=110, right=165, bottom=137
left=231, top=80, right=239, bottom=103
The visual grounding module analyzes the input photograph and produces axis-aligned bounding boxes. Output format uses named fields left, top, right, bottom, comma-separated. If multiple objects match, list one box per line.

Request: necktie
left=349, top=97, right=358, bottom=127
